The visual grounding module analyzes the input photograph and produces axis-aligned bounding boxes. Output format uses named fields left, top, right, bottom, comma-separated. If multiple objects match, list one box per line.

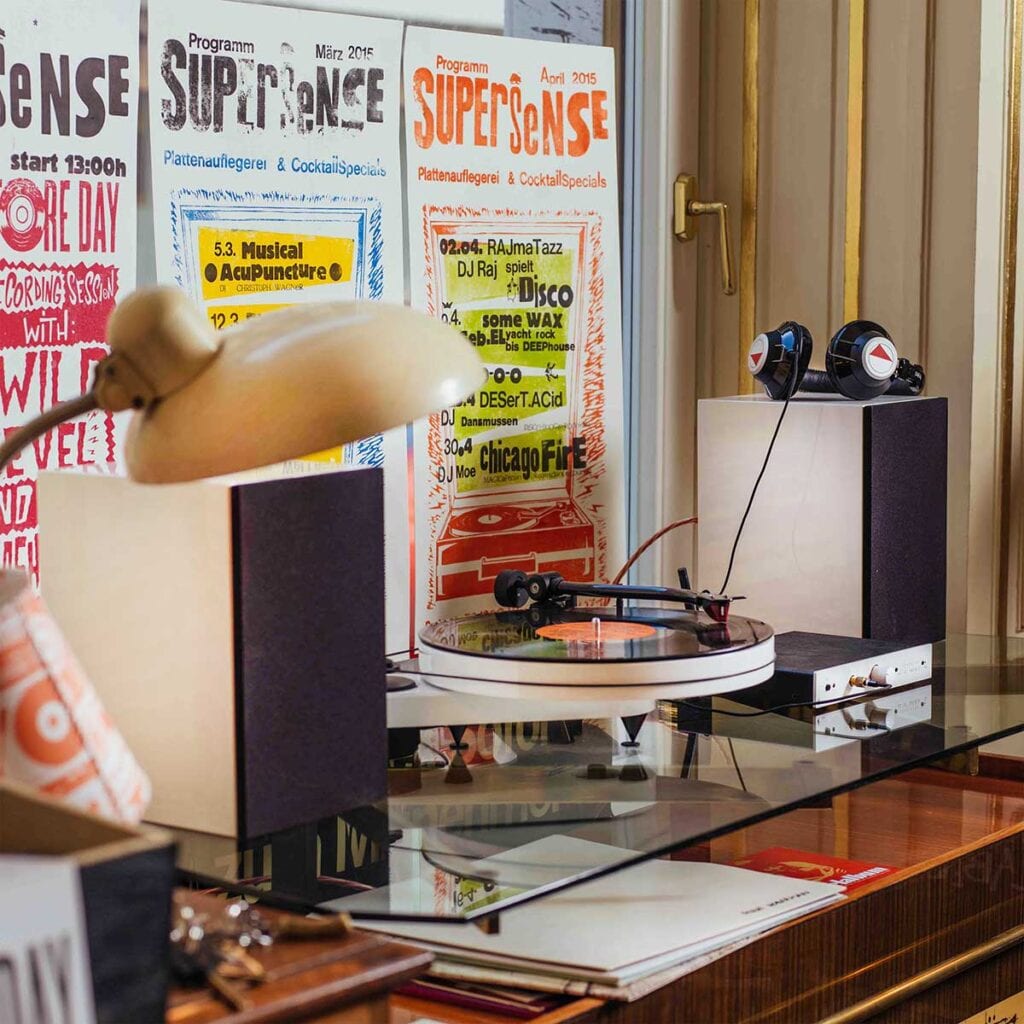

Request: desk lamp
left=0, top=287, right=485, bottom=823
left=0, top=287, right=485, bottom=480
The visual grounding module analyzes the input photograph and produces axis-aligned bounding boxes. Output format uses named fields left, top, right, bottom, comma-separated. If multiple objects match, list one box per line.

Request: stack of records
left=360, top=835, right=843, bottom=1001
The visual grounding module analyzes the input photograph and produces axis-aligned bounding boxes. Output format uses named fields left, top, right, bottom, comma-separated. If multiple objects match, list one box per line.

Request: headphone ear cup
left=747, top=321, right=813, bottom=399
left=826, top=320, right=899, bottom=400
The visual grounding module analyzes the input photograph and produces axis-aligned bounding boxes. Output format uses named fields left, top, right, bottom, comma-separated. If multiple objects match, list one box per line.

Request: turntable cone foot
left=448, top=724, right=469, bottom=750
left=444, top=751, right=474, bottom=784
left=620, top=713, right=647, bottom=746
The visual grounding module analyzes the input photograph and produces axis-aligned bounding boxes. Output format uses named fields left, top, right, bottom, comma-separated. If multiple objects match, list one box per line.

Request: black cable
left=726, top=736, right=747, bottom=791
left=719, top=327, right=804, bottom=594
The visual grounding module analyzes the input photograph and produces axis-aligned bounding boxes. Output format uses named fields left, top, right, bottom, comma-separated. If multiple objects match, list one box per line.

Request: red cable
left=610, top=517, right=698, bottom=585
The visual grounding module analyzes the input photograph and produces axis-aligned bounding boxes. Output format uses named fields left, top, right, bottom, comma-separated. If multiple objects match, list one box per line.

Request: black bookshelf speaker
left=698, top=395, right=947, bottom=644
left=38, top=467, right=386, bottom=839
left=861, top=398, right=947, bottom=642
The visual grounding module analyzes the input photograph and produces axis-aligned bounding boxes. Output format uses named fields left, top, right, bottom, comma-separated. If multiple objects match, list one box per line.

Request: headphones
left=747, top=320, right=925, bottom=400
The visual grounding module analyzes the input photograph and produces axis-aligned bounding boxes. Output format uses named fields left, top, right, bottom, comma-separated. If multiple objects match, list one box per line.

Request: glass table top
left=171, top=634, right=1024, bottom=924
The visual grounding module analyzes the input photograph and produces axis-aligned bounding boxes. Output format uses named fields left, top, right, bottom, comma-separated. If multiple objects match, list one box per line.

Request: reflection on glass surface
left=169, top=635, right=1024, bottom=923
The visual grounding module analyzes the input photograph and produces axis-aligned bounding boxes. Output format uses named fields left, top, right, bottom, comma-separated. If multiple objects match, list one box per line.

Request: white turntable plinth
left=411, top=609, right=776, bottom=701
left=403, top=658, right=775, bottom=702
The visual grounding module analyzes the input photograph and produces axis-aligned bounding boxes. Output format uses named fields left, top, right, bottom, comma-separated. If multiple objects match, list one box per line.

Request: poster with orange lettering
left=0, top=0, right=139, bottom=584
left=403, top=28, right=626, bottom=636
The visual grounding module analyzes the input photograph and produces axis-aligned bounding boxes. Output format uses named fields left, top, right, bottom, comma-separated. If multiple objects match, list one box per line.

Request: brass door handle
left=673, top=174, right=736, bottom=295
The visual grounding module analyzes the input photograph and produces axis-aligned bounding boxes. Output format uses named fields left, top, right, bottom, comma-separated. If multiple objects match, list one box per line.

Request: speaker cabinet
left=37, top=469, right=386, bottom=839
left=697, top=395, right=947, bottom=643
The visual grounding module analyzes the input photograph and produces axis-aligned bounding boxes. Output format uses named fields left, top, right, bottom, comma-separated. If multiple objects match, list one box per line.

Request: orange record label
left=535, top=621, right=657, bottom=643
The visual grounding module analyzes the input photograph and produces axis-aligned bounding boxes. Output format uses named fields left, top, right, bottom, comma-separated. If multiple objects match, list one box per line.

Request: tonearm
left=493, top=570, right=737, bottom=623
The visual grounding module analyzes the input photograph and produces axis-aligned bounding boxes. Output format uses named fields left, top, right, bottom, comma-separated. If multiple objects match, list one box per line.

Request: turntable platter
left=417, top=606, right=775, bottom=695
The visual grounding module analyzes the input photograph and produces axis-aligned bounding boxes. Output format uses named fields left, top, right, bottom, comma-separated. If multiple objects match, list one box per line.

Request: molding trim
left=917, top=0, right=937, bottom=371
left=620, top=0, right=699, bottom=581
left=738, top=0, right=759, bottom=394
left=967, top=0, right=1015, bottom=634
left=843, top=0, right=867, bottom=323
left=815, top=921, right=1024, bottom=1024
left=999, top=0, right=1023, bottom=633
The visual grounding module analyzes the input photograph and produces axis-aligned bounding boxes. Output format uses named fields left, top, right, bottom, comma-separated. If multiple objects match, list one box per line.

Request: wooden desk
left=388, top=758, right=1024, bottom=1024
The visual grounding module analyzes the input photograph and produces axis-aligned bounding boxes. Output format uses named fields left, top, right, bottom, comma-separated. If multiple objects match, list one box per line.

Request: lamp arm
left=0, top=392, right=100, bottom=476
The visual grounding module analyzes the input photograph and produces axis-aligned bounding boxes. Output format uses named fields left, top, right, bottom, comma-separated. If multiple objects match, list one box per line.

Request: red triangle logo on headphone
left=748, top=335, right=768, bottom=373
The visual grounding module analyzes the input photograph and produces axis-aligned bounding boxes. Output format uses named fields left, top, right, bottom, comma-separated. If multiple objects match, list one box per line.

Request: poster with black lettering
left=146, top=0, right=409, bottom=645
left=0, top=857, right=95, bottom=1024
left=403, top=28, right=625, bottom=632
left=0, top=0, right=139, bottom=583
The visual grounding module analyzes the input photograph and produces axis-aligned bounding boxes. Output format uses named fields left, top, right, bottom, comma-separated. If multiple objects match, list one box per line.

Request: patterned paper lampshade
left=0, top=288, right=485, bottom=821
left=0, top=571, right=151, bottom=821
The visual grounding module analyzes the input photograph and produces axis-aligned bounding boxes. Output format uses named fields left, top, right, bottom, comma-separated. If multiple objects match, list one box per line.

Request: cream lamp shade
left=0, top=287, right=486, bottom=481
left=0, top=287, right=484, bottom=824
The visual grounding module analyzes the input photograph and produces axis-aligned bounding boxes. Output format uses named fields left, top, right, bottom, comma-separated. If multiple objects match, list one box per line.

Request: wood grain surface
left=387, top=765, right=1024, bottom=1024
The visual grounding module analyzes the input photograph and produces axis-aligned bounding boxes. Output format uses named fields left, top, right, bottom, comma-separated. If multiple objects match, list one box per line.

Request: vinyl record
left=420, top=606, right=767, bottom=663
left=418, top=606, right=775, bottom=691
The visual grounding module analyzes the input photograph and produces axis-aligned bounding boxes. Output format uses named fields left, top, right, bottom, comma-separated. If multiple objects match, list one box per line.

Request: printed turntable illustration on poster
left=422, top=210, right=609, bottom=604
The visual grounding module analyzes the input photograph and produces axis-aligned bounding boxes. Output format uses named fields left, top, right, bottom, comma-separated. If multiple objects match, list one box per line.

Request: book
left=733, top=846, right=898, bottom=892
left=398, top=977, right=563, bottom=1018
left=424, top=940, right=755, bottom=1002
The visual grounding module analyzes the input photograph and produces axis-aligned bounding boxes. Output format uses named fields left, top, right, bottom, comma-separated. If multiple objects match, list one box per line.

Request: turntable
left=410, top=569, right=775, bottom=700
